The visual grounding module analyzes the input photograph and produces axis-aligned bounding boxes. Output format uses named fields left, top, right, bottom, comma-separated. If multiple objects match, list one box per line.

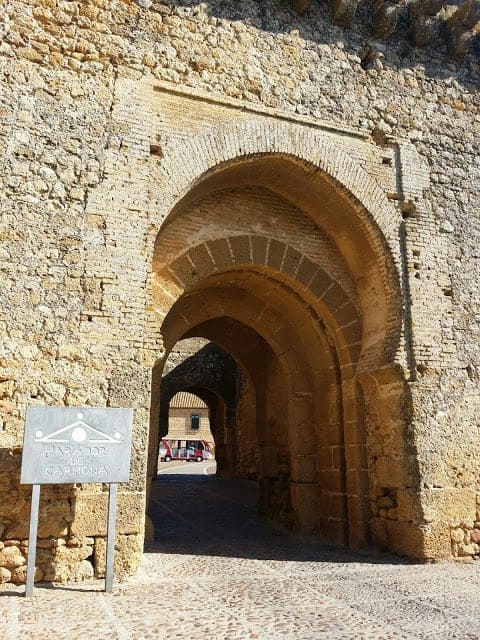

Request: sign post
left=20, top=406, right=133, bottom=597
left=105, top=482, right=118, bottom=594
left=25, top=484, right=40, bottom=597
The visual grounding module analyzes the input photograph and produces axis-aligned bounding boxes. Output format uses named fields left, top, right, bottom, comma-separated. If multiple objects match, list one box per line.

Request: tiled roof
left=170, top=392, right=207, bottom=409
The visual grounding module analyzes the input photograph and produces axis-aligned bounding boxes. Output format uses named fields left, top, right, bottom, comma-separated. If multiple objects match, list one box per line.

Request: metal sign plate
left=20, top=407, right=133, bottom=484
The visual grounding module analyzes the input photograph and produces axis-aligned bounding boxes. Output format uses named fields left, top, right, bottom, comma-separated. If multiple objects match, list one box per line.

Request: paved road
left=158, top=459, right=216, bottom=475
left=1, top=466, right=479, bottom=639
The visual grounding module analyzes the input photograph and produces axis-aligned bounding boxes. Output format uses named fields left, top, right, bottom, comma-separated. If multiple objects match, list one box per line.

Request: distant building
left=167, top=392, right=213, bottom=443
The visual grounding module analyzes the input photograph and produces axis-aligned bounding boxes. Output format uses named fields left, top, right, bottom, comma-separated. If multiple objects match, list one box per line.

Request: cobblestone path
left=1, top=465, right=479, bottom=640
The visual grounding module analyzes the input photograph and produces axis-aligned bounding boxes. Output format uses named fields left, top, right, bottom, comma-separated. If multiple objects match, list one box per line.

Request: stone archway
left=156, top=342, right=239, bottom=478
left=146, top=121, right=421, bottom=556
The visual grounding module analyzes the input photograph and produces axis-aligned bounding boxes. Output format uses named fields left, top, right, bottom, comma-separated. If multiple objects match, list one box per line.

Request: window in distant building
left=191, top=414, right=200, bottom=430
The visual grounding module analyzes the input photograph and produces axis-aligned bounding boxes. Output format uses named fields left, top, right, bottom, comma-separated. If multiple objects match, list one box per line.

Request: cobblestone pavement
left=1, top=464, right=479, bottom=640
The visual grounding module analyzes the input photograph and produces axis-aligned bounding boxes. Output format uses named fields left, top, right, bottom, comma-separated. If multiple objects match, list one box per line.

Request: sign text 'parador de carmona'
left=20, top=406, right=134, bottom=597
left=21, top=406, right=133, bottom=485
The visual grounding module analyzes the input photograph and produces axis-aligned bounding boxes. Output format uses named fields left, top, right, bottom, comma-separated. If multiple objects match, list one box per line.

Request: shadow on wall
left=161, top=0, right=479, bottom=79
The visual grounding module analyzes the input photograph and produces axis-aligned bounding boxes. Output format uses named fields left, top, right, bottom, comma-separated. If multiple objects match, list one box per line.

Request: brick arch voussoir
left=154, top=120, right=401, bottom=259
left=161, top=234, right=362, bottom=367
left=151, top=120, right=404, bottom=368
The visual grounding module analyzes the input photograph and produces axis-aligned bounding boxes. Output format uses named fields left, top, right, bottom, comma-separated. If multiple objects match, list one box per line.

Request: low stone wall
left=0, top=532, right=142, bottom=585
left=450, top=494, right=480, bottom=560
left=0, top=450, right=144, bottom=584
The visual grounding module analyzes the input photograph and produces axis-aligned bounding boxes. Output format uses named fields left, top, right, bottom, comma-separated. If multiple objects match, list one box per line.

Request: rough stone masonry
left=0, top=0, right=479, bottom=584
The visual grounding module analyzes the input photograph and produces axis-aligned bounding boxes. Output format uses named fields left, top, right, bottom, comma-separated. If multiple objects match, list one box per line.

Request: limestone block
left=0, top=545, right=26, bottom=569
left=2, top=511, right=28, bottom=540
left=396, top=489, right=423, bottom=522
left=378, top=495, right=395, bottom=508
left=0, top=380, right=15, bottom=398
left=36, top=538, right=56, bottom=549
left=262, top=447, right=282, bottom=477
left=66, top=535, right=94, bottom=548
left=144, top=515, right=154, bottom=543
left=409, top=0, right=444, bottom=47
left=422, top=488, right=476, bottom=525
left=94, top=534, right=143, bottom=580
left=457, top=542, right=479, bottom=557
left=47, top=544, right=94, bottom=582
left=6, top=493, right=72, bottom=539
left=318, top=517, right=347, bottom=546
left=10, top=565, right=44, bottom=584
left=451, top=527, right=464, bottom=543
left=471, top=529, right=480, bottom=544
left=74, top=560, right=95, bottom=581
left=38, top=503, right=71, bottom=539
left=420, top=524, right=453, bottom=560
left=371, top=0, right=400, bottom=38
left=290, top=455, right=317, bottom=483
left=444, top=0, right=480, bottom=58
left=290, top=483, right=319, bottom=532
left=35, top=548, right=54, bottom=565
left=56, top=344, right=86, bottom=361
left=0, top=567, right=11, bottom=583
left=39, top=564, right=56, bottom=582
left=349, top=523, right=370, bottom=549
left=385, top=520, right=434, bottom=559
left=54, top=544, right=93, bottom=565
left=70, top=492, right=145, bottom=536
left=332, top=0, right=359, bottom=25
left=370, top=517, right=387, bottom=549
left=52, top=559, right=94, bottom=583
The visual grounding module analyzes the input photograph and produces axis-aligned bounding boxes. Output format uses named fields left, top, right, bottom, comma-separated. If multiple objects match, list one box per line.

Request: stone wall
left=0, top=0, right=479, bottom=582
left=232, top=372, right=258, bottom=481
